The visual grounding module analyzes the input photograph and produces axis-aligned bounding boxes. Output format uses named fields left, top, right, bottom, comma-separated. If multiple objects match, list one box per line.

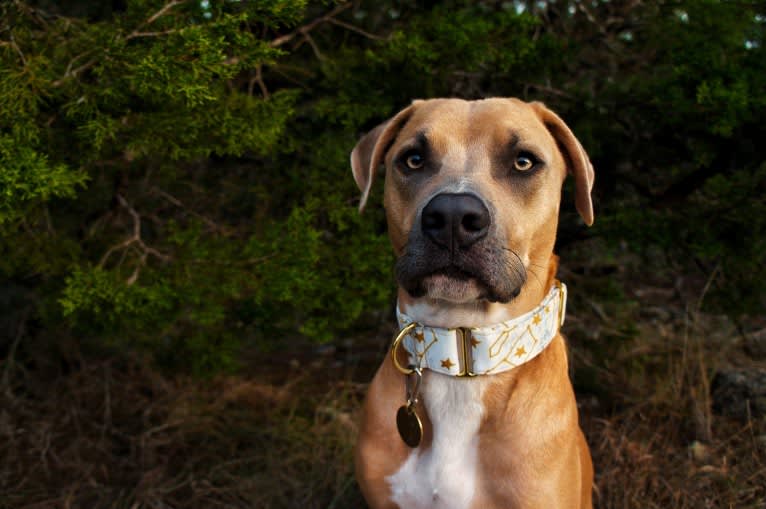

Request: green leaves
left=60, top=266, right=176, bottom=326
left=0, top=136, right=88, bottom=225
left=385, top=4, right=538, bottom=75
left=0, top=0, right=313, bottom=370
left=1, top=0, right=763, bottom=374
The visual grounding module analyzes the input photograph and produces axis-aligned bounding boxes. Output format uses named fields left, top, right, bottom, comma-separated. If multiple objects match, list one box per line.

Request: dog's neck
left=397, top=255, right=560, bottom=329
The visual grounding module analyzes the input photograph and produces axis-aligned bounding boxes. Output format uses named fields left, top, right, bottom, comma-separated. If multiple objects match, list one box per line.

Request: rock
left=711, top=368, right=766, bottom=421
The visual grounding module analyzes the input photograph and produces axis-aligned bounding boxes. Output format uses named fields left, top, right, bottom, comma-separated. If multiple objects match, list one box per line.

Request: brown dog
left=351, top=98, right=594, bottom=509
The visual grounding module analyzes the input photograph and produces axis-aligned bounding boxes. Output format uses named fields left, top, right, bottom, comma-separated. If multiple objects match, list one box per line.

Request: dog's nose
left=421, top=193, right=490, bottom=249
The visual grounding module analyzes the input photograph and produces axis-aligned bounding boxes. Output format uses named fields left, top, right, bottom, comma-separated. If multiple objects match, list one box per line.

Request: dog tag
left=396, top=404, right=423, bottom=448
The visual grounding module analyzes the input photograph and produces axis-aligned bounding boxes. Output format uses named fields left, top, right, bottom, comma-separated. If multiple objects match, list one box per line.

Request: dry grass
left=581, top=313, right=766, bottom=509
left=562, top=241, right=766, bottom=509
left=0, top=359, right=365, bottom=509
left=1, top=248, right=765, bottom=508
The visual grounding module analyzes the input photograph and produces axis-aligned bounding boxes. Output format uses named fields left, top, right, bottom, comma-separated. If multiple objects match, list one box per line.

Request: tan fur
left=352, top=98, right=594, bottom=508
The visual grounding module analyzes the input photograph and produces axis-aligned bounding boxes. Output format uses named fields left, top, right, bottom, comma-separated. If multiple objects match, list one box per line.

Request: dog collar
left=393, top=281, right=567, bottom=377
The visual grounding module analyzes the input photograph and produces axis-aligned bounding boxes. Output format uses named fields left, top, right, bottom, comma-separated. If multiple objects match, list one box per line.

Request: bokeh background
left=1, top=0, right=764, bottom=507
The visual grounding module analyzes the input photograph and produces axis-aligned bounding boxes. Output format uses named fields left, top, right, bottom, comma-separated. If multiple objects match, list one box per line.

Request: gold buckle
left=390, top=322, right=417, bottom=375
left=456, top=327, right=476, bottom=377
left=391, top=323, right=477, bottom=377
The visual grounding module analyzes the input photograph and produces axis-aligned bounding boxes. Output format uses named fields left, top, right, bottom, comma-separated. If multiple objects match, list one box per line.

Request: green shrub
left=1, top=0, right=763, bottom=374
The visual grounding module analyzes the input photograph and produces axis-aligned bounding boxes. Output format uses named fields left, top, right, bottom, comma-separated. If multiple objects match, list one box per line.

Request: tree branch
left=98, top=195, right=170, bottom=284
left=52, top=55, right=97, bottom=87
left=270, top=2, right=353, bottom=48
left=125, top=29, right=180, bottom=40
left=150, top=186, right=222, bottom=232
left=127, top=0, right=185, bottom=40
left=8, top=33, right=27, bottom=66
left=250, top=64, right=269, bottom=98
left=326, top=17, right=384, bottom=40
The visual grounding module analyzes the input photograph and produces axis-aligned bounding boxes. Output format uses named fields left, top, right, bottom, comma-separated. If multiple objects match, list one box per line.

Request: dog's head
left=351, top=98, right=593, bottom=305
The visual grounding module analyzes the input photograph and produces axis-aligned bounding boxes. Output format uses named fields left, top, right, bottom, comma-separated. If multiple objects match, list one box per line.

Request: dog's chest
left=386, top=375, right=489, bottom=509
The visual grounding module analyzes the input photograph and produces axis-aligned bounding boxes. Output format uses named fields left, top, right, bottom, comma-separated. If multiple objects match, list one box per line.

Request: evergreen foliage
left=1, top=0, right=764, bottom=373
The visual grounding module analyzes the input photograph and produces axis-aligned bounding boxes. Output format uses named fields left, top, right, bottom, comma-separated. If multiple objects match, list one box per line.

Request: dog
left=350, top=98, right=594, bottom=509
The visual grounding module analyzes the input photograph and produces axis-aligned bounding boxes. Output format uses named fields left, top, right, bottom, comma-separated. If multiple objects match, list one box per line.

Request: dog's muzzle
left=395, top=192, right=526, bottom=302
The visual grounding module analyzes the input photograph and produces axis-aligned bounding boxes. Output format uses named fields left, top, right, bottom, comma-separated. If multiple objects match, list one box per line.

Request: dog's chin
left=421, top=273, right=484, bottom=303
left=403, top=273, right=522, bottom=304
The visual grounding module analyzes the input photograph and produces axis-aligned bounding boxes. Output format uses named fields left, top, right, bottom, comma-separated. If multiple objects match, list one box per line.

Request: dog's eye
left=404, top=153, right=425, bottom=170
left=513, top=153, right=537, bottom=172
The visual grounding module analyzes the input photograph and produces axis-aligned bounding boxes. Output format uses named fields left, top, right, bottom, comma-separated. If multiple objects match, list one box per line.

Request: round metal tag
left=396, top=404, right=423, bottom=448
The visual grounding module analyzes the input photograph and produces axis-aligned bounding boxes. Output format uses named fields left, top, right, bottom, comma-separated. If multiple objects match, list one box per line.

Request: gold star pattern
left=532, top=314, right=542, bottom=325
left=470, top=337, right=481, bottom=348
left=413, top=331, right=425, bottom=343
left=515, top=346, right=527, bottom=357
left=441, top=358, right=454, bottom=369
left=544, top=305, right=550, bottom=314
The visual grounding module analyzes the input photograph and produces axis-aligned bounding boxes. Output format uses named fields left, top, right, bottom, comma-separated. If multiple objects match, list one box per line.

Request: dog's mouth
left=396, top=247, right=525, bottom=304
left=429, top=265, right=475, bottom=281
left=418, top=266, right=488, bottom=303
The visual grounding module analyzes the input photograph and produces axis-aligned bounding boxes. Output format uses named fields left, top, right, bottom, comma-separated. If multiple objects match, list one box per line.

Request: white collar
left=395, top=281, right=567, bottom=377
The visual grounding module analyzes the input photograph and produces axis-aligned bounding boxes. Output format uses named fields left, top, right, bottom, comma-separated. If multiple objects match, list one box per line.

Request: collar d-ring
left=390, top=322, right=417, bottom=375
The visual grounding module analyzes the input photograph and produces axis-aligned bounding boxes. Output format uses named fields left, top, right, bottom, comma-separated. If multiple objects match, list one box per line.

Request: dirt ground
left=2, top=243, right=765, bottom=508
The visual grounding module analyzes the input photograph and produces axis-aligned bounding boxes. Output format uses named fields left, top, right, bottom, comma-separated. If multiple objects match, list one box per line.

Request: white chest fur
left=386, top=374, right=490, bottom=509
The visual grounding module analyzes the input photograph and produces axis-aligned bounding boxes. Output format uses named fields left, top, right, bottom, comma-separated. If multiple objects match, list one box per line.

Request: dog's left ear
left=531, top=102, right=595, bottom=226
left=350, top=104, right=416, bottom=212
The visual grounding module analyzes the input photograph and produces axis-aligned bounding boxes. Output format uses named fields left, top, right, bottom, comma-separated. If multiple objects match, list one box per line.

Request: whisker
left=503, top=247, right=529, bottom=287
left=526, top=267, right=544, bottom=290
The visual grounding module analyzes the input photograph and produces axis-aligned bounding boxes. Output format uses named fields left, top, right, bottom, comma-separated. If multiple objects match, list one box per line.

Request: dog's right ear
left=350, top=104, right=416, bottom=212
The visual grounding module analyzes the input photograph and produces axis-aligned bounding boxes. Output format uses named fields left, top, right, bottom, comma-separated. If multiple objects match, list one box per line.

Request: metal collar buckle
left=391, top=322, right=417, bottom=375
left=455, top=327, right=476, bottom=377
left=391, top=323, right=477, bottom=377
